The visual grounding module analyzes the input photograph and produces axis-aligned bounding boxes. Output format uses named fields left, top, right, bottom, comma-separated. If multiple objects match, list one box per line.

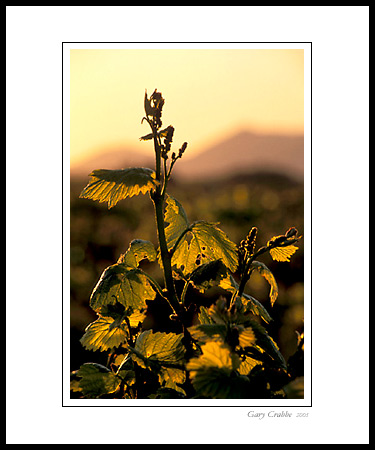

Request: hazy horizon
left=70, top=127, right=304, bottom=182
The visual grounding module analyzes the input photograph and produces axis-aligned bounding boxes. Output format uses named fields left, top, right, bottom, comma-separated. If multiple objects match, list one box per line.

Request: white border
left=66, top=41, right=309, bottom=50
left=7, top=5, right=369, bottom=445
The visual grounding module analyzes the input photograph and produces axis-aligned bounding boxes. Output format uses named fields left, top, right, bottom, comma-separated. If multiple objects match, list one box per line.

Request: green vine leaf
left=250, top=261, right=279, bottom=306
left=76, top=363, right=121, bottom=398
left=120, top=239, right=157, bottom=268
left=188, top=323, right=227, bottom=343
left=241, top=293, right=273, bottom=324
left=269, top=244, right=299, bottom=262
left=219, top=274, right=272, bottom=323
left=164, top=196, right=238, bottom=275
left=130, top=330, right=186, bottom=370
left=188, top=366, right=250, bottom=399
left=244, top=320, right=287, bottom=369
left=187, top=341, right=239, bottom=374
left=90, top=263, right=156, bottom=314
left=197, top=306, right=215, bottom=325
left=238, top=355, right=263, bottom=375
left=172, top=222, right=238, bottom=275
left=158, top=367, right=186, bottom=396
left=238, top=327, right=257, bottom=348
left=267, top=232, right=301, bottom=262
left=79, top=168, right=159, bottom=208
left=189, top=304, right=257, bottom=349
left=128, top=310, right=147, bottom=328
left=189, top=260, right=228, bottom=292
left=117, top=369, right=136, bottom=387
left=191, top=221, right=238, bottom=271
left=186, top=341, right=250, bottom=398
left=80, top=316, right=129, bottom=352
left=164, top=195, right=189, bottom=250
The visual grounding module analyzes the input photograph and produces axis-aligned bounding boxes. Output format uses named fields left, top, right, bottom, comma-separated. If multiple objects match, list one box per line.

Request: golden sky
left=70, top=49, right=304, bottom=165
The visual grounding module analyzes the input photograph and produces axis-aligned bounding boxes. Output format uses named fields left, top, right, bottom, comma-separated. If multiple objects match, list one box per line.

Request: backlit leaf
left=90, top=263, right=156, bottom=314
left=187, top=341, right=239, bottom=375
left=164, top=197, right=238, bottom=275
left=76, top=363, right=121, bottom=398
left=164, top=195, right=189, bottom=250
left=197, top=306, right=215, bottom=325
left=190, top=221, right=238, bottom=272
left=238, top=326, right=256, bottom=348
left=172, top=222, right=238, bottom=275
left=245, top=320, right=287, bottom=369
left=189, top=315, right=256, bottom=349
left=79, top=168, right=158, bottom=208
left=120, top=239, right=157, bottom=268
left=270, top=245, right=299, bottom=262
left=131, top=330, right=185, bottom=370
left=80, top=316, right=129, bottom=352
left=188, top=366, right=250, bottom=399
left=128, top=310, right=147, bottom=328
left=70, top=378, right=81, bottom=393
left=158, top=367, right=186, bottom=395
left=170, top=238, right=199, bottom=275
left=186, top=341, right=250, bottom=398
left=244, top=294, right=272, bottom=323
left=219, top=274, right=272, bottom=323
left=238, top=355, right=262, bottom=375
left=206, top=296, right=231, bottom=325
left=117, top=369, right=136, bottom=386
left=188, top=323, right=227, bottom=343
left=250, top=261, right=279, bottom=306
left=189, top=260, right=228, bottom=292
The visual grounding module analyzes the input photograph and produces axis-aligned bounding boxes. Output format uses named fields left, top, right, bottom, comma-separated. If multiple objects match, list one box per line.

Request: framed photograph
left=63, top=43, right=311, bottom=408
left=6, top=6, right=368, bottom=445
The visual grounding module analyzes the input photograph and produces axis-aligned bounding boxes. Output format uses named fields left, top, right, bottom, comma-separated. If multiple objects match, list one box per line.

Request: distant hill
left=70, top=130, right=304, bottom=182
left=174, top=130, right=304, bottom=182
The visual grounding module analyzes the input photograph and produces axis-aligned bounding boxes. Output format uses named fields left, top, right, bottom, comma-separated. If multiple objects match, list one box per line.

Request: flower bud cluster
left=178, top=142, right=188, bottom=158
left=238, top=227, right=258, bottom=274
left=144, top=89, right=165, bottom=130
left=150, top=90, right=164, bottom=129
left=161, top=125, right=174, bottom=160
left=239, top=227, right=258, bottom=259
left=142, top=89, right=188, bottom=178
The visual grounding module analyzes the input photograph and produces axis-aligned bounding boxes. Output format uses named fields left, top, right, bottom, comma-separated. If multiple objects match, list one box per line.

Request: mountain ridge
left=70, top=130, right=304, bottom=182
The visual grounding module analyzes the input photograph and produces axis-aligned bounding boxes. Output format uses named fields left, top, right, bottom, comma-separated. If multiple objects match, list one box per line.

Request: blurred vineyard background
left=70, top=157, right=304, bottom=373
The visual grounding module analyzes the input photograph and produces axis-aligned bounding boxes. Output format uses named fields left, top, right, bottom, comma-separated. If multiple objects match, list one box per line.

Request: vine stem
left=146, top=118, right=187, bottom=325
left=153, top=194, right=179, bottom=306
left=152, top=184, right=191, bottom=328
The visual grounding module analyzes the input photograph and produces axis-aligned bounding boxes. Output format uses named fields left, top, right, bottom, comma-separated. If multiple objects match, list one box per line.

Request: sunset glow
left=70, top=48, right=304, bottom=166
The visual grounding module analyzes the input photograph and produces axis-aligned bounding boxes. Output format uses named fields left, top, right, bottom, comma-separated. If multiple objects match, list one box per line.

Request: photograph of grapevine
left=70, top=89, right=304, bottom=400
